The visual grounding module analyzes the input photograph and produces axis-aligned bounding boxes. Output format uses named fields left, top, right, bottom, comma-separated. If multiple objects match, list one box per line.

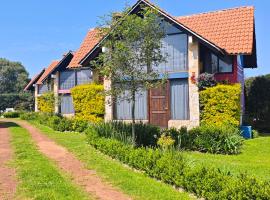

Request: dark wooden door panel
left=149, top=82, right=170, bottom=128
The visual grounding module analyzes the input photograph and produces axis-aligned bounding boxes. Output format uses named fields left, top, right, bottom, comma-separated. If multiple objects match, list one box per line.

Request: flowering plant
left=197, top=72, right=217, bottom=90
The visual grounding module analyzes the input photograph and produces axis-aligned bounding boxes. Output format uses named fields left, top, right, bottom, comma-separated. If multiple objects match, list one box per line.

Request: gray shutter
left=170, top=79, right=189, bottom=120
left=77, top=69, right=92, bottom=85
left=115, top=89, right=147, bottom=120
left=60, top=71, right=75, bottom=90
left=61, top=95, right=75, bottom=114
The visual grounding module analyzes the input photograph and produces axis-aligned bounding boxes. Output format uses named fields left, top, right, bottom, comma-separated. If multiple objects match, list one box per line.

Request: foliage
left=157, top=134, right=175, bottom=150
left=85, top=128, right=270, bottom=200
left=200, top=84, right=241, bottom=127
left=252, top=129, right=259, bottom=138
left=158, top=125, right=243, bottom=154
left=71, top=83, right=104, bottom=123
left=37, top=92, right=55, bottom=113
left=189, top=124, right=244, bottom=154
left=245, top=74, right=270, bottom=132
left=0, top=58, right=29, bottom=93
left=0, top=92, right=34, bottom=112
left=20, top=112, right=89, bottom=133
left=3, top=111, right=20, bottom=118
left=197, top=73, right=217, bottom=91
left=93, top=6, right=168, bottom=144
left=91, top=121, right=160, bottom=147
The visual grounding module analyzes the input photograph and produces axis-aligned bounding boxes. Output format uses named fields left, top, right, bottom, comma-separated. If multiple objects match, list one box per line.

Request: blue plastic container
left=240, top=126, right=252, bottom=139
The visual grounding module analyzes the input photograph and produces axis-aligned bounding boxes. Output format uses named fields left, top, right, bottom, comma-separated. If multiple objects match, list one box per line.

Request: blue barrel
left=240, top=126, right=252, bottom=139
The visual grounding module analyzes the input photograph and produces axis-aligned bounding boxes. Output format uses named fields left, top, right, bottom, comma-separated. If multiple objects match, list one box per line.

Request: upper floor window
left=59, top=71, right=75, bottom=90
left=211, top=54, right=233, bottom=73
left=155, top=33, right=188, bottom=73
left=38, top=83, right=50, bottom=94
left=77, top=69, right=92, bottom=85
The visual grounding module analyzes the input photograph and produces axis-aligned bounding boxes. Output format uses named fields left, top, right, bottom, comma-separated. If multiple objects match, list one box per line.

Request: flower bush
left=37, top=92, right=55, bottom=113
left=197, top=73, right=217, bottom=91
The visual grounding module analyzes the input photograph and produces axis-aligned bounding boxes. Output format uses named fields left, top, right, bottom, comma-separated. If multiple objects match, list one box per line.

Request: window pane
left=115, top=89, right=147, bottom=120
left=60, top=71, right=75, bottom=90
left=60, top=95, right=74, bottom=114
left=157, top=34, right=187, bottom=72
left=219, top=59, right=232, bottom=73
left=77, top=69, right=92, bottom=85
left=38, top=84, right=49, bottom=94
left=211, top=54, right=218, bottom=73
left=170, top=79, right=189, bottom=120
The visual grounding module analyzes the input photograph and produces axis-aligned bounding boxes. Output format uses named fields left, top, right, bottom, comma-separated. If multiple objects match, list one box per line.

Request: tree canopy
left=0, top=58, right=29, bottom=93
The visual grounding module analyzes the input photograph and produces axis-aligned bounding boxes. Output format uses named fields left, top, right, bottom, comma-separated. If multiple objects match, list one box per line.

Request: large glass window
left=59, top=71, right=75, bottom=90
left=60, top=95, right=74, bottom=114
left=114, top=90, right=147, bottom=120
left=156, top=34, right=188, bottom=72
left=170, top=79, right=189, bottom=120
left=211, top=53, right=233, bottom=73
left=77, top=69, right=92, bottom=85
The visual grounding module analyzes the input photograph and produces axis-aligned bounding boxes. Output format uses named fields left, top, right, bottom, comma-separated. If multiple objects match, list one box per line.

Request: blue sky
left=0, top=0, right=269, bottom=78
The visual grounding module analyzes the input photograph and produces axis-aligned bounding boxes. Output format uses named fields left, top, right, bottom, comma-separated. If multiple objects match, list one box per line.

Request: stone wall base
left=168, top=120, right=199, bottom=130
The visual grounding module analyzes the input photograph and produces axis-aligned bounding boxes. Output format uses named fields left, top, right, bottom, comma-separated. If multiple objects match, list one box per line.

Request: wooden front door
left=149, top=82, right=170, bottom=128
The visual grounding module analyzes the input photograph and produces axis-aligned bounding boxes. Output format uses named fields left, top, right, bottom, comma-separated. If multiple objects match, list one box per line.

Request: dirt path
left=11, top=120, right=131, bottom=200
left=0, top=122, right=17, bottom=200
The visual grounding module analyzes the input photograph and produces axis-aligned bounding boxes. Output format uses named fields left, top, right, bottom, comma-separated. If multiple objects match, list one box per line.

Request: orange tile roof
left=176, top=6, right=255, bottom=54
left=68, top=28, right=101, bottom=68
left=24, top=69, right=45, bottom=91
left=36, top=60, right=59, bottom=85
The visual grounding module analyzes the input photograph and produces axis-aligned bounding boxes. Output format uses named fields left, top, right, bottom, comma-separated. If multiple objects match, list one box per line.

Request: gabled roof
left=24, top=69, right=45, bottom=91
left=36, top=60, right=59, bottom=85
left=36, top=51, right=74, bottom=85
left=176, top=6, right=255, bottom=55
left=68, top=29, right=102, bottom=68
left=79, top=0, right=256, bottom=66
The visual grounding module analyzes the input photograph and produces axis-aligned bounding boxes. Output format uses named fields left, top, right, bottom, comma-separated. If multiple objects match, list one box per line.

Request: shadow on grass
left=0, top=121, right=20, bottom=129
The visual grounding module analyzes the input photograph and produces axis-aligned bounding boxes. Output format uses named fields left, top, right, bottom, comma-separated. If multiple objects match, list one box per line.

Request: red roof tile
left=24, top=69, right=45, bottom=91
left=68, top=28, right=101, bottom=68
left=36, top=60, right=59, bottom=85
left=176, top=6, right=255, bottom=54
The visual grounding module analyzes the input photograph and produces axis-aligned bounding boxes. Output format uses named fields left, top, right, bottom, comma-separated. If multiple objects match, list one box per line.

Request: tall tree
left=0, top=58, right=29, bottom=93
left=93, top=6, right=168, bottom=145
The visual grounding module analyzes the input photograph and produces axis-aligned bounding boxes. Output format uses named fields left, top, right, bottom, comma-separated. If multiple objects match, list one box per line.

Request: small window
left=60, top=95, right=74, bottom=114
left=59, top=71, right=75, bottom=90
left=211, top=53, right=233, bottom=73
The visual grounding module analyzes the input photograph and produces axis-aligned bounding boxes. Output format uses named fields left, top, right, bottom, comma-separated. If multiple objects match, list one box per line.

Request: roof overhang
left=24, top=69, right=45, bottom=91
left=80, top=0, right=225, bottom=66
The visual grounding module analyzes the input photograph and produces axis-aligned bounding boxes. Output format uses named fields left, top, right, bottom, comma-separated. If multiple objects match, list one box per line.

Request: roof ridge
left=176, top=6, right=254, bottom=19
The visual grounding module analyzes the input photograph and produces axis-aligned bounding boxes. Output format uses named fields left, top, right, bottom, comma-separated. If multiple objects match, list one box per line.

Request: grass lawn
left=184, top=136, right=270, bottom=180
left=29, top=120, right=191, bottom=200
left=8, top=122, right=91, bottom=200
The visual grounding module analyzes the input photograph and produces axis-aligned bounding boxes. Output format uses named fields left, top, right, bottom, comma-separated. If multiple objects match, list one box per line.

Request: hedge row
left=20, top=112, right=89, bottom=132
left=85, top=127, right=270, bottom=200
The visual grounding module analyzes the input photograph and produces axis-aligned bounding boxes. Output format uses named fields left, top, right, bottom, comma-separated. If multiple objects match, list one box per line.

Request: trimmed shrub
left=200, top=84, right=241, bottom=127
left=37, top=92, right=55, bottom=113
left=71, top=83, right=105, bottom=123
left=20, top=112, right=90, bottom=133
left=3, top=111, right=20, bottom=118
left=85, top=128, right=270, bottom=200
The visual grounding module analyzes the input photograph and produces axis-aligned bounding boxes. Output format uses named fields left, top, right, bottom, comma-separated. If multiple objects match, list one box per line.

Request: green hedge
left=85, top=128, right=270, bottom=200
left=37, top=92, right=55, bottom=113
left=20, top=112, right=89, bottom=132
left=3, top=111, right=20, bottom=118
left=200, top=84, right=241, bottom=127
